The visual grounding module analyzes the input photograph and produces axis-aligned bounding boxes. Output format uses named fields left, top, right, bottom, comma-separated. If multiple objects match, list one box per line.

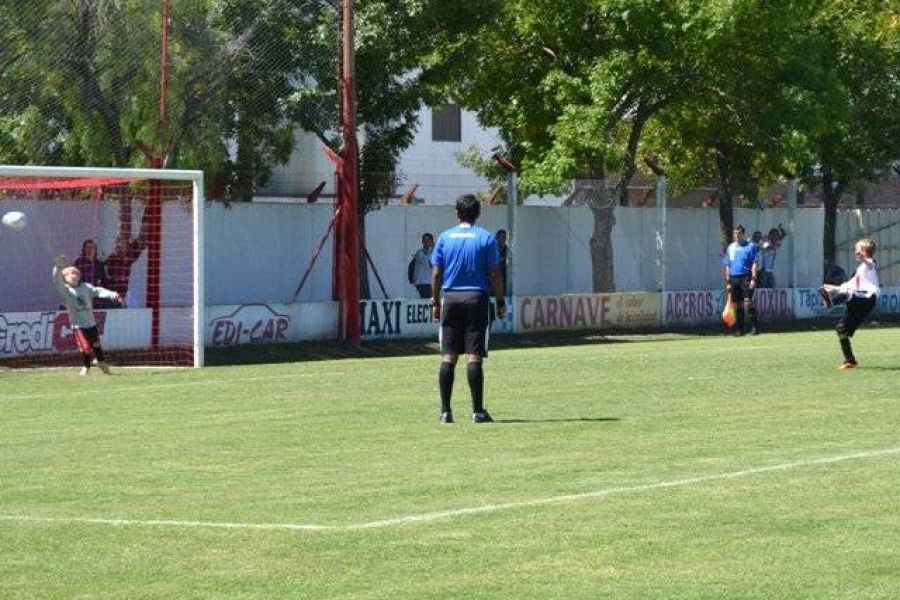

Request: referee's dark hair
left=455, top=194, right=481, bottom=224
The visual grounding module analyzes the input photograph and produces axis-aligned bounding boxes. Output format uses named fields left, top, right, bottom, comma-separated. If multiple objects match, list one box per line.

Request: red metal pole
left=147, top=0, right=170, bottom=349
left=341, top=0, right=361, bottom=343
left=159, top=0, right=170, bottom=140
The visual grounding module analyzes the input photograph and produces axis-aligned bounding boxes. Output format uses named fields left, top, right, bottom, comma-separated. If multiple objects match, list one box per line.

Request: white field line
left=1, top=446, right=898, bottom=533
left=0, top=340, right=837, bottom=403
left=0, top=371, right=341, bottom=402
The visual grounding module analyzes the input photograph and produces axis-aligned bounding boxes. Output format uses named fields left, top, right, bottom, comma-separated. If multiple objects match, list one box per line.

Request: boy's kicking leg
left=835, top=297, right=876, bottom=369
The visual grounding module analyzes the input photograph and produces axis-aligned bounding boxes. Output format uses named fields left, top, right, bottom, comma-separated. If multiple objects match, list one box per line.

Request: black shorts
left=837, top=295, right=876, bottom=338
left=728, top=276, right=755, bottom=304
left=440, top=290, right=490, bottom=357
left=74, top=326, right=99, bottom=353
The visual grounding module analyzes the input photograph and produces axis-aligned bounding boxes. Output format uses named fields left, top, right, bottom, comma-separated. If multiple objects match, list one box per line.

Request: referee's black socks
left=439, top=362, right=455, bottom=414
left=467, top=362, right=484, bottom=414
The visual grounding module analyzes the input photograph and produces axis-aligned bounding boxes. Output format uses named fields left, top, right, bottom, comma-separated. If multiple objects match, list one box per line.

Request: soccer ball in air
left=2, top=211, right=27, bottom=232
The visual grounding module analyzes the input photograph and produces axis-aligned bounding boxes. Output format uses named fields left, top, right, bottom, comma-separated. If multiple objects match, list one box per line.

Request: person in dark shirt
left=73, top=239, right=107, bottom=286
left=104, top=237, right=144, bottom=304
left=74, top=239, right=110, bottom=308
left=496, top=228, right=509, bottom=292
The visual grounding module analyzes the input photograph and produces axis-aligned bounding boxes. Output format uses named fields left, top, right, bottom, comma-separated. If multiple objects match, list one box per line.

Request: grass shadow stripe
left=2, top=446, right=898, bottom=533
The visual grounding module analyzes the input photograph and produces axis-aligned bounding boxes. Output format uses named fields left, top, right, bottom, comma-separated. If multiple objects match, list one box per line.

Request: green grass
left=2, top=328, right=899, bottom=599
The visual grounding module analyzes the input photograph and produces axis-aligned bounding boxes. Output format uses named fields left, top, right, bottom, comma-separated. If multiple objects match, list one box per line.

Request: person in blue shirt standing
left=431, top=195, right=506, bottom=424
left=724, top=224, right=761, bottom=335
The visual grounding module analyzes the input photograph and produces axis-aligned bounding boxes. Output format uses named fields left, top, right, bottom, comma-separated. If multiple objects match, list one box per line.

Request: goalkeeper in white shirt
left=53, top=255, right=123, bottom=376
left=819, top=238, right=880, bottom=370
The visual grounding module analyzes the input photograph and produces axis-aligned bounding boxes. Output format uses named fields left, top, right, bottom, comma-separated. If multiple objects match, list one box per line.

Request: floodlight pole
left=787, top=178, right=798, bottom=289
left=656, top=175, right=667, bottom=293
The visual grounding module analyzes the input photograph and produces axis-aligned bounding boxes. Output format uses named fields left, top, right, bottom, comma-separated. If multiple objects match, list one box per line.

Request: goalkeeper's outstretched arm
left=52, top=255, right=76, bottom=299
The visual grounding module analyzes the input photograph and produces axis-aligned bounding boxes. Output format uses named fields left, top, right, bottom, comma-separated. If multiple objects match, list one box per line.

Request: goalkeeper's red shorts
left=73, top=326, right=99, bottom=353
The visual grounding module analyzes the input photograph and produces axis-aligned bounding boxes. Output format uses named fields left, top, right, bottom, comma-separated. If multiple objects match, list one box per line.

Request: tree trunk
left=589, top=203, right=616, bottom=292
left=617, top=111, right=649, bottom=206
left=564, top=179, right=616, bottom=292
left=234, top=117, right=255, bottom=201
left=714, top=147, right=735, bottom=244
left=821, top=169, right=841, bottom=274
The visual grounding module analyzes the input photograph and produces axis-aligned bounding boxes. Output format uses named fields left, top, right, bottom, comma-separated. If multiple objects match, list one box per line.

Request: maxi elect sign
left=360, top=299, right=513, bottom=340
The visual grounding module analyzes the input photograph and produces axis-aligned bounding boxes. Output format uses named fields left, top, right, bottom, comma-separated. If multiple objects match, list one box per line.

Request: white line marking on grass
left=2, top=446, right=898, bottom=533
left=0, top=371, right=340, bottom=403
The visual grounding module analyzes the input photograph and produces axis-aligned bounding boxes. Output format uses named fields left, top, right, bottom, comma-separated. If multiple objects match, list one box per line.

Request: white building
left=258, top=104, right=504, bottom=205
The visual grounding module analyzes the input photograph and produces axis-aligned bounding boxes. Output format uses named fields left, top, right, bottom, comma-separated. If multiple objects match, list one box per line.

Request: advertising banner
left=750, top=288, right=793, bottom=320
left=205, top=302, right=337, bottom=347
left=0, top=309, right=151, bottom=358
left=360, top=298, right=513, bottom=340
left=516, top=293, right=661, bottom=332
left=663, top=290, right=719, bottom=325
left=794, top=288, right=840, bottom=319
left=876, top=287, right=900, bottom=314
left=664, top=288, right=793, bottom=326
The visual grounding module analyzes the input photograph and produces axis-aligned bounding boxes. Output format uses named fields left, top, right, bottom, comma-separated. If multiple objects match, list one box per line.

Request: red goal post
left=0, top=165, right=205, bottom=368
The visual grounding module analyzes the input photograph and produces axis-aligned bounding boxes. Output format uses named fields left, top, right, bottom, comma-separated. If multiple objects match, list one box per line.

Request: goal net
left=0, top=166, right=204, bottom=368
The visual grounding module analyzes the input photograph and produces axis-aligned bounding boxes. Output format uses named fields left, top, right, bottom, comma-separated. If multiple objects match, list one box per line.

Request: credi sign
left=0, top=310, right=146, bottom=357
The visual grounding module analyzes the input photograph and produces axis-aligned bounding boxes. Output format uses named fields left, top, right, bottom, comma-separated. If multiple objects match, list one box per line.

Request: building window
left=432, top=104, right=461, bottom=142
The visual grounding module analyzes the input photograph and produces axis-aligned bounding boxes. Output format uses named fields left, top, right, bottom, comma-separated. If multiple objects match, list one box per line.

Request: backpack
left=407, top=255, right=416, bottom=284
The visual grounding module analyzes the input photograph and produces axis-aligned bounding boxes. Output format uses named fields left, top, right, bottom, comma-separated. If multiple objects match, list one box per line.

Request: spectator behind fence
left=759, top=225, right=787, bottom=288
left=409, top=233, right=434, bottom=299
left=496, top=229, right=509, bottom=292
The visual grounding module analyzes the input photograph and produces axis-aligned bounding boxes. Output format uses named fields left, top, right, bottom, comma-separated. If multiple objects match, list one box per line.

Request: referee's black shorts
left=440, top=290, right=490, bottom=357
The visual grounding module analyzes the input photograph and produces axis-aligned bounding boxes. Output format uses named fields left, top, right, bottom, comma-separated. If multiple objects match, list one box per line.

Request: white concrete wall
left=260, top=106, right=502, bottom=203
left=2, top=199, right=880, bottom=313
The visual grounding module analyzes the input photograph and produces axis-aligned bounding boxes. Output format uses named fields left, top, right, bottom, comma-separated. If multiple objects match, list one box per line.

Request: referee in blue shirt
left=724, top=224, right=760, bottom=335
left=431, top=195, right=507, bottom=423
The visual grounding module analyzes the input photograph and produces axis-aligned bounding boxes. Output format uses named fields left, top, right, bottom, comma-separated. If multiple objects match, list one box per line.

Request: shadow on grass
left=492, top=417, right=620, bottom=424
left=205, top=332, right=683, bottom=367
left=205, top=317, right=900, bottom=368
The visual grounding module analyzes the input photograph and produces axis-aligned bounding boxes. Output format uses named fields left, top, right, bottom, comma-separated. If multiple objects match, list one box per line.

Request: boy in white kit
left=53, top=255, right=123, bottom=376
left=819, top=238, right=879, bottom=369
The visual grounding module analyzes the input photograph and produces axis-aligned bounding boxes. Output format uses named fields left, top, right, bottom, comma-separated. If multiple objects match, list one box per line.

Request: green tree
left=0, top=0, right=154, bottom=166
left=431, top=0, right=709, bottom=291
left=0, top=0, right=301, bottom=195
left=798, top=0, right=900, bottom=274
left=644, top=0, right=827, bottom=243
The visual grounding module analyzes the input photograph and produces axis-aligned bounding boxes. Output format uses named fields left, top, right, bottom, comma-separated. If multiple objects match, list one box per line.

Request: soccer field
left=2, top=328, right=899, bottom=599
